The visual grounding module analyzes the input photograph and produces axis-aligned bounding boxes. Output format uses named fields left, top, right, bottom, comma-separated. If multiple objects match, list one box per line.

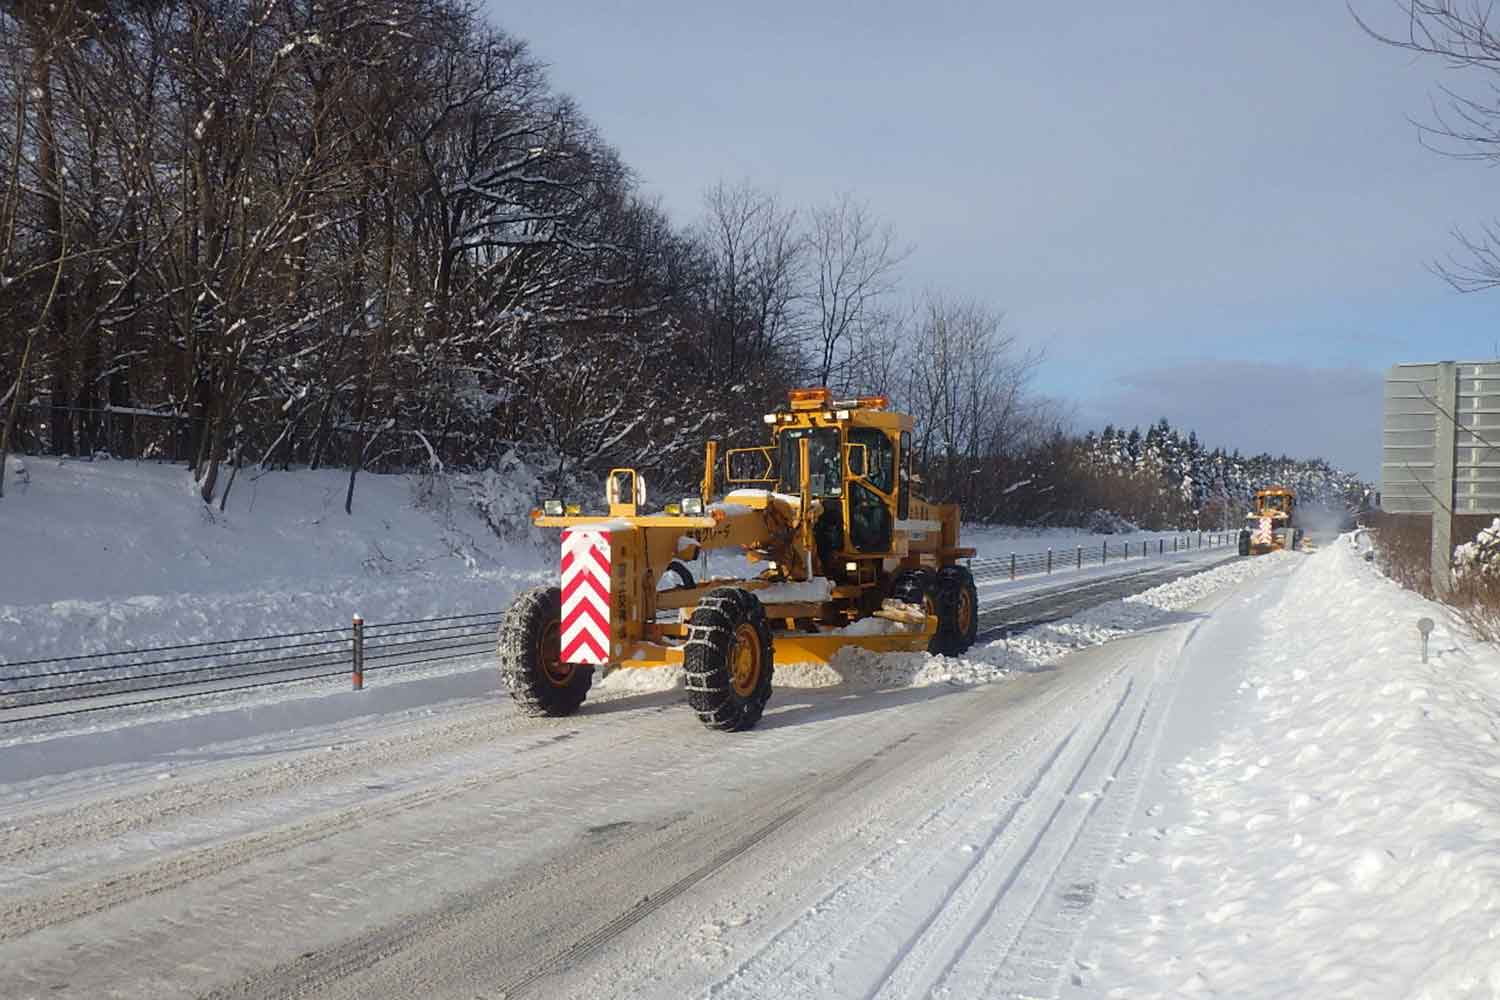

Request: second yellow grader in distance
left=1238, top=486, right=1302, bottom=556
left=498, top=387, right=980, bottom=732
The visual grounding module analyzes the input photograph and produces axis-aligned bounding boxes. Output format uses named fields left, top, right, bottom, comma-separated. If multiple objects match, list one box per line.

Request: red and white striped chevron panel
left=560, top=528, right=611, bottom=665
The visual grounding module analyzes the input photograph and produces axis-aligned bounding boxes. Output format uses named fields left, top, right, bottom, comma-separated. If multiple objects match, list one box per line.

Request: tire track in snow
left=865, top=677, right=1143, bottom=1000
left=0, top=705, right=596, bottom=866
left=926, top=618, right=1205, bottom=999
left=932, top=692, right=1153, bottom=999
left=0, top=703, right=689, bottom=941
left=701, top=608, right=1208, bottom=1000
left=201, top=727, right=923, bottom=1000
left=489, top=734, right=916, bottom=1000
left=703, top=655, right=1140, bottom=1000
left=0, top=751, right=553, bottom=942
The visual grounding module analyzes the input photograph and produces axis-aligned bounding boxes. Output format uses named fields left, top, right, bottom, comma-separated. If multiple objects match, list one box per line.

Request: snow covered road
left=0, top=553, right=1301, bottom=999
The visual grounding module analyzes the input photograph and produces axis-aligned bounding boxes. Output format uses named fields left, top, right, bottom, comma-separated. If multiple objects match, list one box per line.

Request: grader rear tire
left=497, top=585, right=594, bottom=717
left=684, top=588, right=774, bottom=732
left=932, top=565, right=979, bottom=657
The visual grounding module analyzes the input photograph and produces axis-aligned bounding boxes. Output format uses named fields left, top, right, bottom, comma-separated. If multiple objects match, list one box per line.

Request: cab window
left=777, top=428, right=842, bottom=497
left=898, top=432, right=911, bottom=520
left=848, top=427, right=894, bottom=493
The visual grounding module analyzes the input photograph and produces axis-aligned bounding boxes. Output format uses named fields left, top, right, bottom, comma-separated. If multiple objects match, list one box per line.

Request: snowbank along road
left=0, top=553, right=1295, bottom=999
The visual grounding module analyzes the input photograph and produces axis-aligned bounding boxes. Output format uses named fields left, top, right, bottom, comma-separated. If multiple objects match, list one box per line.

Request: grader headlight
left=542, top=499, right=565, bottom=517
left=681, top=497, right=704, bottom=516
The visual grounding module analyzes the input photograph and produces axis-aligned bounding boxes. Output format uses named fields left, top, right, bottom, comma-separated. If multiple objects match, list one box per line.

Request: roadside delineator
left=352, top=614, right=365, bottom=690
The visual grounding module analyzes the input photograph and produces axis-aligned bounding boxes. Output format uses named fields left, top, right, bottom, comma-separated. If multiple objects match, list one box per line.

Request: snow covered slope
left=0, top=459, right=550, bottom=662
left=1075, top=539, right=1500, bottom=998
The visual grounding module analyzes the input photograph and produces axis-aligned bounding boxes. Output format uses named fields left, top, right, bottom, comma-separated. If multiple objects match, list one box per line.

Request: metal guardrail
left=971, top=531, right=1236, bottom=581
left=0, top=611, right=502, bottom=723
left=0, top=531, right=1239, bottom=723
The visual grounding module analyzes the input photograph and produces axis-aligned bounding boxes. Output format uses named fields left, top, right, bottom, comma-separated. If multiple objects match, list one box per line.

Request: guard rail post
left=1102, top=541, right=1108, bottom=566
left=352, top=615, right=365, bottom=690
left=1077, top=546, right=1083, bottom=569
left=1010, top=553, right=1016, bottom=580
left=1159, top=538, right=1165, bottom=555
left=1046, top=548, right=1052, bottom=574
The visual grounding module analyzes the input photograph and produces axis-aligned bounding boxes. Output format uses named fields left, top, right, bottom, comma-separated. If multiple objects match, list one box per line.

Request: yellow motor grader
left=1237, top=486, right=1301, bottom=556
left=498, top=387, right=979, bottom=731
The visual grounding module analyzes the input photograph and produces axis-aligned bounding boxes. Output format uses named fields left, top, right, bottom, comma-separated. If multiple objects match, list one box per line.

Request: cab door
left=846, top=427, right=897, bottom=553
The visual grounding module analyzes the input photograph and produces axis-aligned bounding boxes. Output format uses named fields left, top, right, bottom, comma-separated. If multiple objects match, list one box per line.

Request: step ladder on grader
left=498, top=388, right=979, bottom=731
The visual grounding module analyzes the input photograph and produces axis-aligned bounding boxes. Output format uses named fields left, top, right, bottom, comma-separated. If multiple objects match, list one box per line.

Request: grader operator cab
left=499, top=387, right=979, bottom=732
left=1238, top=486, right=1302, bottom=556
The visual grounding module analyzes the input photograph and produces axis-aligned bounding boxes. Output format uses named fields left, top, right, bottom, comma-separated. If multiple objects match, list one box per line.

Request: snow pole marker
left=1418, top=617, right=1435, bottom=663
left=352, top=615, right=364, bottom=690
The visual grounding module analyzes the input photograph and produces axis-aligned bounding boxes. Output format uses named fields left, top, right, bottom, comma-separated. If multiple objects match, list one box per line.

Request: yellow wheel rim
left=539, top=620, right=573, bottom=687
left=957, top=587, right=974, bottom=635
left=730, top=623, right=762, bottom=698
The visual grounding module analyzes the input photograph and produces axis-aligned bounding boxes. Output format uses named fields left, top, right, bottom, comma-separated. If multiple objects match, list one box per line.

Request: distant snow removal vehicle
left=498, top=387, right=979, bottom=732
left=1238, top=486, right=1301, bottom=556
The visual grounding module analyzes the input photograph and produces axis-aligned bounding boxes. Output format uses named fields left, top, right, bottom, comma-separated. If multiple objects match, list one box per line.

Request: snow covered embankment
left=0, top=459, right=551, bottom=666
left=1088, top=539, right=1500, bottom=998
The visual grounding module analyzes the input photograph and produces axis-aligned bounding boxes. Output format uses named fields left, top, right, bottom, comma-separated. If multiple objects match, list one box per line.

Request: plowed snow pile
left=1078, top=540, right=1500, bottom=998
left=599, top=553, right=1288, bottom=695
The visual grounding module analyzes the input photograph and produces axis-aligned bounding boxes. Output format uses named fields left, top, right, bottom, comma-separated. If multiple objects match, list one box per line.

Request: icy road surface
left=0, top=557, right=1296, bottom=999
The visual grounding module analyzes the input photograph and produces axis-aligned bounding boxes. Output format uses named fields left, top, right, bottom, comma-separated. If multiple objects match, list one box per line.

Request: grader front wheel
left=684, top=588, right=775, bottom=732
left=932, top=565, right=979, bottom=657
left=497, top=585, right=594, bottom=717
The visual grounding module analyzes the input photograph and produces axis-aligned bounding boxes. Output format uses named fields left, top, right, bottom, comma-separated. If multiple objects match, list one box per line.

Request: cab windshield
left=777, top=428, right=842, bottom=497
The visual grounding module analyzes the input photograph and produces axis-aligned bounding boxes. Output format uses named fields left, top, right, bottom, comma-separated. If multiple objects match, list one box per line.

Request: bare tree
left=807, top=194, right=906, bottom=389
left=696, top=180, right=805, bottom=379
left=901, top=293, right=1040, bottom=508
left=1354, top=1, right=1500, bottom=290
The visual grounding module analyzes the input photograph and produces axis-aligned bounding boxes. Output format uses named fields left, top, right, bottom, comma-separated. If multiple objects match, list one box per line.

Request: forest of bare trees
left=0, top=0, right=1361, bottom=527
left=0, top=0, right=1054, bottom=513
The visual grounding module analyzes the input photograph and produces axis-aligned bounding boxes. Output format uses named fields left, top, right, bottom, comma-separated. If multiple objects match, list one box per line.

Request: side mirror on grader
left=498, top=388, right=980, bottom=732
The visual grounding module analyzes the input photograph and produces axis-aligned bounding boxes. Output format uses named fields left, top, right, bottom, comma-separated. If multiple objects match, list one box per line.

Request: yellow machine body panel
left=1246, top=486, right=1298, bottom=554
left=529, top=388, right=971, bottom=672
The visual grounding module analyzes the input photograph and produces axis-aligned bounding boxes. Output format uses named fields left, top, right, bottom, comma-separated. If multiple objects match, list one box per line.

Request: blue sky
left=489, top=1, right=1500, bottom=479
